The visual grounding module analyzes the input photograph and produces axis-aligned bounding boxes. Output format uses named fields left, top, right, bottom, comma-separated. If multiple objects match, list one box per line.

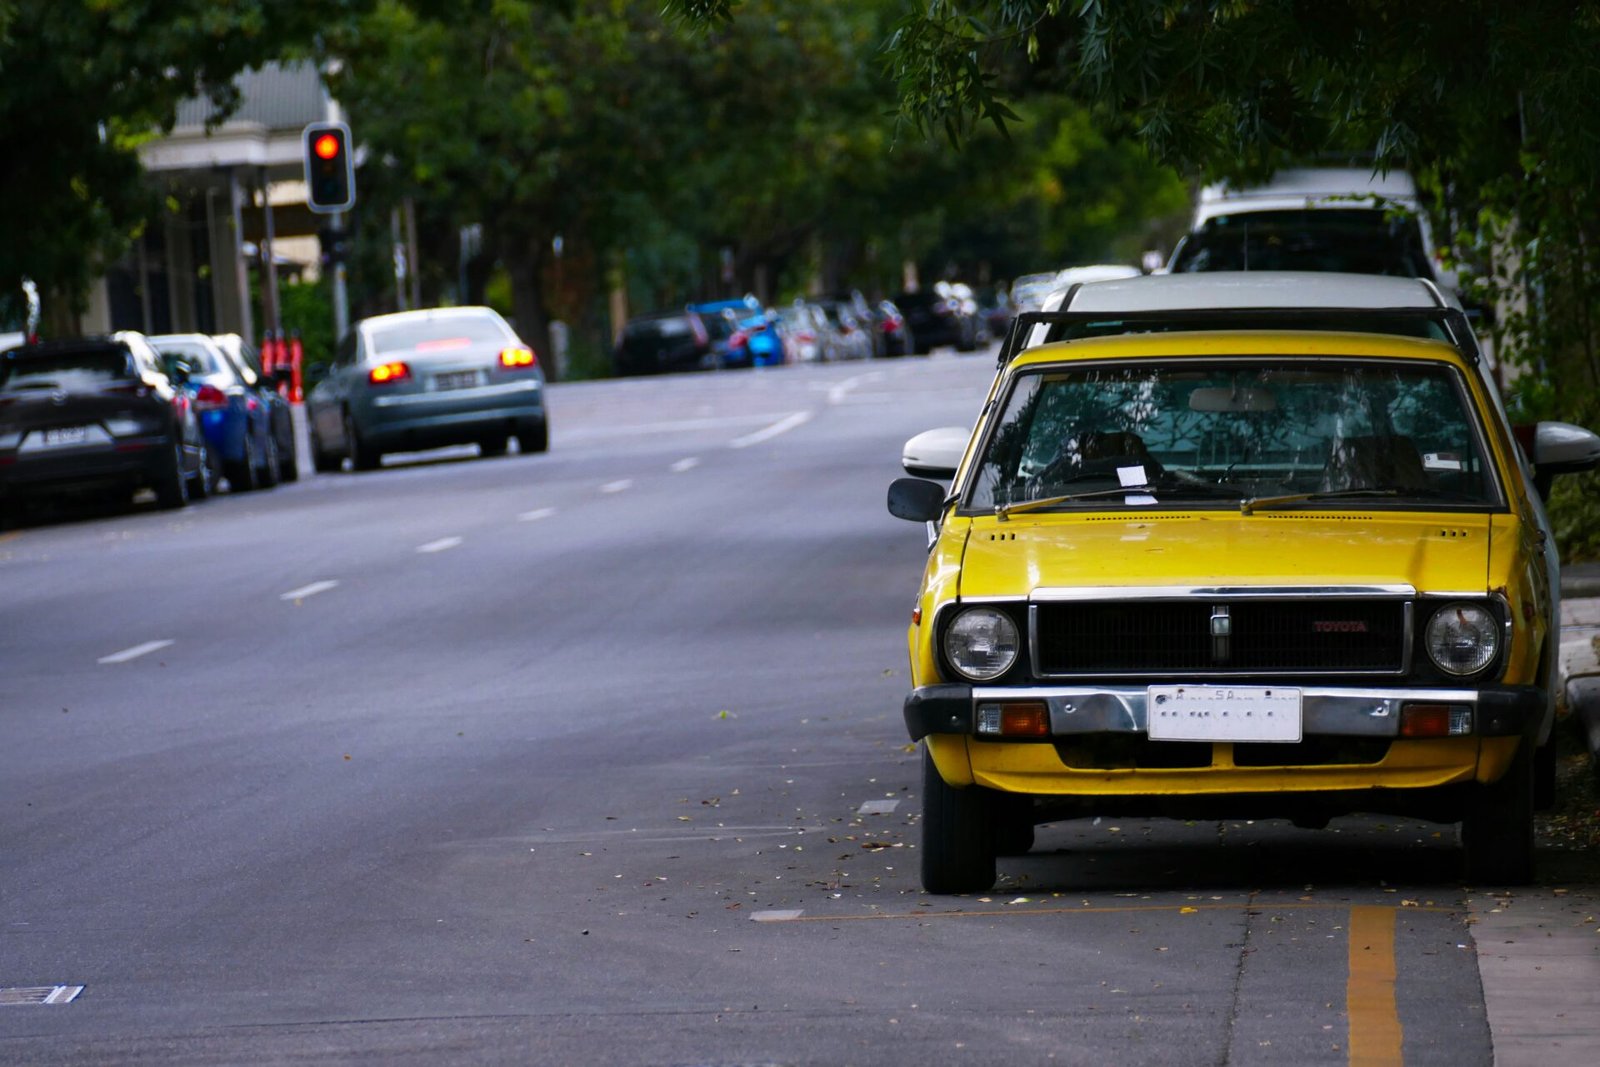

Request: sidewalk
left=1480, top=563, right=1600, bottom=1065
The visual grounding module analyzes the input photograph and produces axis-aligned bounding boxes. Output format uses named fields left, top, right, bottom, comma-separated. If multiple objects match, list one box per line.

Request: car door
left=310, top=330, right=359, bottom=448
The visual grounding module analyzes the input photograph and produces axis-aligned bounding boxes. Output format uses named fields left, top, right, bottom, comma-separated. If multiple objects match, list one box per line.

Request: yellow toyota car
left=887, top=272, right=1600, bottom=893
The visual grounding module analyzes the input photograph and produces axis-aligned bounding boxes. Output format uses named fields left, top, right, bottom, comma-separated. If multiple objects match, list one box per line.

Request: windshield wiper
left=1240, top=488, right=1401, bottom=514
left=996, top=480, right=1246, bottom=520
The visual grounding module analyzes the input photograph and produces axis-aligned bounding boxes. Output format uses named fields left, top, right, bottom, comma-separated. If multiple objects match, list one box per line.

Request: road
left=1, top=352, right=1596, bottom=1065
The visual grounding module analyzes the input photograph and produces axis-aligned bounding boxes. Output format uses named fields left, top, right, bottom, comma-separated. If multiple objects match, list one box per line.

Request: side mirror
left=888, top=477, right=948, bottom=523
left=901, top=426, right=969, bottom=479
left=1532, top=421, right=1600, bottom=496
left=303, top=361, right=330, bottom=386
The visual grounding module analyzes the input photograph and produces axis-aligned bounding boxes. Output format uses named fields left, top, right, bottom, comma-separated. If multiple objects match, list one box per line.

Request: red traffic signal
left=302, top=122, right=355, bottom=213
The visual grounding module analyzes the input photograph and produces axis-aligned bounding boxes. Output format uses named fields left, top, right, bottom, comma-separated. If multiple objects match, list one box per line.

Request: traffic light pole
left=331, top=212, right=350, bottom=342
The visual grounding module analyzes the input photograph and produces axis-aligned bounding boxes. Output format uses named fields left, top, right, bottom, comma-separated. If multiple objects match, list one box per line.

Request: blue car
left=152, top=334, right=279, bottom=492
left=691, top=297, right=785, bottom=368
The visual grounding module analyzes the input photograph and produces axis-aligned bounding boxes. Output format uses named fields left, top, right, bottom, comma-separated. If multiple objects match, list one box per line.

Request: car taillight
left=881, top=316, right=902, bottom=332
left=194, top=384, right=228, bottom=409
left=728, top=330, right=749, bottom=348
left=499, top=347, right=538, bottom=369
left=369, top=361, right=411, bottom=385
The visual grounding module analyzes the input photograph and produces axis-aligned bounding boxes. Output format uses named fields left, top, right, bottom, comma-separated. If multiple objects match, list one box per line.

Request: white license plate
left=42, top=426, right=89, bottom=447
left=1147, top=685, right=1302, bottom=742
left=434, top=370, right=478, bottom=391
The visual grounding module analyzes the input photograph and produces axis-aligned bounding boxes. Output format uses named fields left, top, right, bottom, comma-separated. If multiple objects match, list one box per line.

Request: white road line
left=600, top=479, right=633, bottom=494
left=751, top=910, right=804, bottom=923
left=280, top=580, right=339, bottom=602
left=417, top=537, right=463, bottom=554
left=98, top=640, right=175, bottom=665
left=729, top=411, right=812, bottom=449
left=858, top=799, right=900, bottom=815
left=670, top=457, right=700, bottom=473
left=560, top=413, right=787, bottom=441
left=518, top=507, right=557, bottom=522
left=827, top=371, right=884, bottom=405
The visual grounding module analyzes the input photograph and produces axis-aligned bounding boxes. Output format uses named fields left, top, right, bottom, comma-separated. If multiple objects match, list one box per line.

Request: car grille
left=1032, top=598, right=1407, bottom=676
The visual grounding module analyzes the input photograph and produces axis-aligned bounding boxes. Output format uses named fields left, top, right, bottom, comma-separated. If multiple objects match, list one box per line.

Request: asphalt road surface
left=1, top=352, right=1592, bottom=1065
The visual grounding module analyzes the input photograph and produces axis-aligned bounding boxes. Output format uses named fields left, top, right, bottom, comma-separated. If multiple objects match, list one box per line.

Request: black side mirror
left=888, top=477, right=948, bottom=522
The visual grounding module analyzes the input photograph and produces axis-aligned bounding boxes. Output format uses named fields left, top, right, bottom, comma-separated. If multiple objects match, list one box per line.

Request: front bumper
left=904, top=682, right=1546, bottom=743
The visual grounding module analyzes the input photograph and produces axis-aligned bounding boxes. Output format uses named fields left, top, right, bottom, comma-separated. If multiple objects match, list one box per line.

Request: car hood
left=955, top=511, right=1494, bottom=598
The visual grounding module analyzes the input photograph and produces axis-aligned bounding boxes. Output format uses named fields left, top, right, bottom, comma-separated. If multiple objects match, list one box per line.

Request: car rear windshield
left=369, top=315, right=511, bottom=355
left=0, top=347, right=133, bottom=391
left=965, top=358, right=1499, bottom=511
left=1170, top=209, right=1434, bottom=278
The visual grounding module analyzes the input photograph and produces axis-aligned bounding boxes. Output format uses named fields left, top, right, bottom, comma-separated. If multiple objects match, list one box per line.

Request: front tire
left=1461, top=741, right=1536, bottom=885
left=920, top=746, right=997, bottom=894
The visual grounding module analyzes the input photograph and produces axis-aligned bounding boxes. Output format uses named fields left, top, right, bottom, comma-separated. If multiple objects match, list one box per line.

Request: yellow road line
left=1348, top=905, right=1404, bottom=1065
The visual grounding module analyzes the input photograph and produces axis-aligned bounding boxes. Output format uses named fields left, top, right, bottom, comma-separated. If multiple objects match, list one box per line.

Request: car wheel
left=257, top=431, right=280, bottom=489
left=345, top=412, right=379, bottom=471
left=227, top=433, right=258, bottom=492
left=1461, top=740, right=1536, bottom=885
left=517, top=418, right=549, bottom=454
left=187, top=440, right=213, bottom=500
left=310, top=424, right=341, bottom=473
left=992, top=793, right=1036, bottom=856
left=920, top=746, right=997, bottom=894
left=479, top=435, right=509, bottom=458
left=154, top=439, right=189, bottom=510
left=277, top=432, right=299, bottom=482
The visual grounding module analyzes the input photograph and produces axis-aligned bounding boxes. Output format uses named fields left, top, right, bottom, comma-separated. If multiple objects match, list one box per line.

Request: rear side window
left=368, top=314, right=513, bottom=356
left=0, top=347, right=133, bottom=391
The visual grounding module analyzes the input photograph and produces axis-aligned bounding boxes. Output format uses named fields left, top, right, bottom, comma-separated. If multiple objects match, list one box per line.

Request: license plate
left=434, top=370, right=478, bottom=391
left=1147, top=685, right=1302, bottom=742
left=42, top=426, right=89, bottom=447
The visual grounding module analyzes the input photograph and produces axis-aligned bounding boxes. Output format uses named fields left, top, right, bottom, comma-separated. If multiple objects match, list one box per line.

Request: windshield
left=964, top=359, right=1499, bottom=512
left=1170, top=208, right=1434, bottom=277
left=369, top=314, right=513, bottom=356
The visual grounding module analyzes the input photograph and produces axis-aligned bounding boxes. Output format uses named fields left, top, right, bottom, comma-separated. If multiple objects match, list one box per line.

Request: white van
left=1166, top=167, right=1457, bottom=292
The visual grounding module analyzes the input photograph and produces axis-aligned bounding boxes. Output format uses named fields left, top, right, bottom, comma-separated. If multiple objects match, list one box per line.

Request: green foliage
left=278, top=279, right=335, bottom=366
left=0, top=1, right=366, bottom=322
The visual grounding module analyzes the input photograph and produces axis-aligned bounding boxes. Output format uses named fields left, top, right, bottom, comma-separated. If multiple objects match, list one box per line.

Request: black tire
left=310, top=425, right=342, bottom=473
left=1534, top=737, right=1557, bottom=811
left=479, top=435, right=509, bottom=458
left=517, top=418, right=549, bottom=454
left=154, top=439, right=189, bottom=510
left=993, top=793, right=1037, bottom=856
left=920, top=746, right=997, bottom=894
left=226, top=433, right=258, bottom=492
left=1461, top=740, right=1536, bottom=885
left=187, top=440, right=213, bottom=500
left=257, top=432, right=280, bottom=489
left=277, top=432, right=299, bottom=482
left=345, top=412, right=380, bottom=471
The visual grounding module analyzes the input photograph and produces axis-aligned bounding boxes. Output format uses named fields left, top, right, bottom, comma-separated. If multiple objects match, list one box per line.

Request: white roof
left=1054, top=271, right=1453, bottom=314
left=1196, top=167, right=1419, bottom=222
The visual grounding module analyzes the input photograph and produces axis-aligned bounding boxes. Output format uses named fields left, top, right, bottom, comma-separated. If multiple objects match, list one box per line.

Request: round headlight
left=1424, top=603, right=1500, bottom=675
left=943, top=607, right=1020, bottom=682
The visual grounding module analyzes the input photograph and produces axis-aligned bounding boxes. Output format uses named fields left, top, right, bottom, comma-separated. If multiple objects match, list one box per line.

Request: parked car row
left=150, top=332, right=297, bottom=492
left=0, top=332, right=218, bottom=522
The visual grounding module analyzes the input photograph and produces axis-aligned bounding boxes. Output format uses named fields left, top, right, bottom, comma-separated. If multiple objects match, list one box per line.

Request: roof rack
left=995, top=302, right=1482, bottom=369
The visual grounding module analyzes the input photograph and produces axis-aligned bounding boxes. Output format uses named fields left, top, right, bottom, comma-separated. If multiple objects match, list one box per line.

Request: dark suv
left=0, top=334, right=209, bottom=517
left=613, top=310, right=715, bottom=376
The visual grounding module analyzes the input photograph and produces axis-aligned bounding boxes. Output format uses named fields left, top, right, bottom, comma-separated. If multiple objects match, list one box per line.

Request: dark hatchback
left=613, top=310, right=714, bottom=376
left=894, top=289, right=977, bottom=353
left=0, top=334, right=209, bottom=517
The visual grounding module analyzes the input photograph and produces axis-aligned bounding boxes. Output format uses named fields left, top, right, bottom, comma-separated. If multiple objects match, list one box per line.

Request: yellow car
left=888, top=272, right=1600, bottom=893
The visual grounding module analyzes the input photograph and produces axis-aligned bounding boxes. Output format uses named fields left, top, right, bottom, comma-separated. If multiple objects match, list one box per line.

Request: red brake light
left=194, top=384, right=228, bottom=409
left=498, top=347, right=538, bottom=369
left=368, top=361, right=411, bottom=385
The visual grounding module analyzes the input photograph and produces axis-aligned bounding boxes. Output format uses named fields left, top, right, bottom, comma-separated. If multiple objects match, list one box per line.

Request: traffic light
left=303, top=122, right=355, bottom=213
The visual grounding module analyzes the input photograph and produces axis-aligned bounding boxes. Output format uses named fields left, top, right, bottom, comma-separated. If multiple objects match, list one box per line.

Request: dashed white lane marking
left=417, top=537, right=463, bottom=554
left=670, top=457, right=700, bottom=473
left=600, top=479, right=633, bottom=494
left=729, top=411, right=812, bottom=449
left=518, top=507, right=556, bottom=522
left=858, top=799, right=901, bottom=815
left=98, top=640, right=174, bottom=665
left=281, top=580, right=339, bottom=601
left=751, top=910, right=805, bottom=923
left=827, top=371, right=884, bottom=405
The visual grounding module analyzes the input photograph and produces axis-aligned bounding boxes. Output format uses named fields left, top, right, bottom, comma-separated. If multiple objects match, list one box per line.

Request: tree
left=0, top=1, right=365, bottom=330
